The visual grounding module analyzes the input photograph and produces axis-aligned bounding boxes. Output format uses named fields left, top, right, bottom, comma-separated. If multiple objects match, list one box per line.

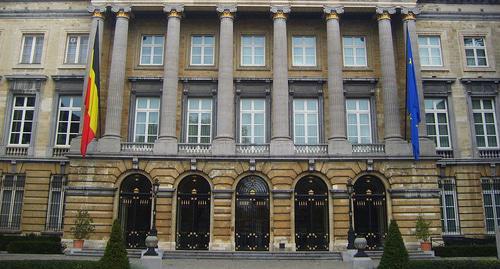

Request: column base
left=270, top=138, right=294, bottom=156
left=69, top=136, right=98, bottom=156
left=419, top=137, right=437, bottom=157
left=98, top=136, right=121, bottom=153
left=328, top=139, right=352, bottom=155
left=212, top=137, right=236, bottom=156
left=384, top=138, right=411, bottom=156
left=153, top=137, right=178, bottom=155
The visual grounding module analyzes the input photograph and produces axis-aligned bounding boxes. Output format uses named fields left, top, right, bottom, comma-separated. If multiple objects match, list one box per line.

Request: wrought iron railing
left=236, top=144, right=270, bottom=155
left=5, top=146, right=28, bottom=156
left=120, top=142, right=154, bottom=153
left=479, top=148, right=500, bottom=159
left=294, top=144, right=328, bottom=155
left=352, top=143, right=385, bottom=154
left=178, top=143, right=212, bottom=155
left=52, top=147, right=70, bottom=157
left=436, top=149, right=454, bottom=159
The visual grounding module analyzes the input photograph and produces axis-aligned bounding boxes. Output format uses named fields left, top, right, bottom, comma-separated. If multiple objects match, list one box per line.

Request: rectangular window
left=55, top=96, right=81, bottom=147
left=241, top=35, right=265, bottom=66
left=346, top=99, right=372, bottom=144
left=134, top=97, right=160, bottom=143
left=20, top=34, right=44, bottom=64
left=0, top=175, right=25, bottom=230
left=343, top=36, right=367, bottom=67
left=187, top=98, right=212, bottom=144
left=190, top=35, right=215, bottom=66
left=425, top=98, right=451, bottom=149
left=481, top=178, right=500, bottom=234
left=439, top=178, right=460, bottom=235
left=292, top=36, right=316, bottom=67
left=64, top=34, right=89, bottom=64
left=46, top=175, right=65, bottom=231
left=240, top=99, right=265, bottom=144
left=293, top=99, right=319, bottom=144
left=472, top=98, right=498, bottom=148
left=140, top=35, right=164, bottom=65
left=9, top=96, right=36, bottom=146
left=418, top=35, right=443, bottom=67
left=464, top=37, right=488, bottom=67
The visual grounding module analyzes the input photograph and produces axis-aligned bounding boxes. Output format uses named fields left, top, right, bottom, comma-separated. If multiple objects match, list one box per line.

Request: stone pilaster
left=99, top=6, right=131, bottom=153
left=376, top=7, right=410, bottom=155
left=154, top=5, right=184, bottom=155
left=324, top=6, right=351, bottom=155
left=270, top=6, right=294, bottom=156
left=212, top=5, right=237, bottom=156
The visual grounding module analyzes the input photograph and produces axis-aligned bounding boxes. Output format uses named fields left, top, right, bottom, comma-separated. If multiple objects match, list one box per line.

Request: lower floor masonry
left=0, top=157, right=498, bottom=251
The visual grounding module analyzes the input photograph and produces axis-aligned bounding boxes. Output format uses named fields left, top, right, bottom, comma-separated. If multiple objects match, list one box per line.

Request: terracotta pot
left=420, top=241, right=432, bottom=251
left=73, top=239, right=84, bottom=249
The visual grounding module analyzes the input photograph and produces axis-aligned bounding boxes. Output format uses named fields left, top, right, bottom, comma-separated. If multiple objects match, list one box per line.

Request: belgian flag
left=81, top=25, right=100, bottom=157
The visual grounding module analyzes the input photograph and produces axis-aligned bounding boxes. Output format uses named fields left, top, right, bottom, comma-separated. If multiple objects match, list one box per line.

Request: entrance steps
left=365, top=250, right=435, bottom=260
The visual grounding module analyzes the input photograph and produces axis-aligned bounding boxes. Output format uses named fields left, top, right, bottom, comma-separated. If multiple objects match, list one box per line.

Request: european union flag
left=406, top=28, right=421, bottom=160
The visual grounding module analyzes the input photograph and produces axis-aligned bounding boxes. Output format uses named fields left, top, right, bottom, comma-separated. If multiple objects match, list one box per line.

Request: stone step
left=365, top=250, right=435, bottom=260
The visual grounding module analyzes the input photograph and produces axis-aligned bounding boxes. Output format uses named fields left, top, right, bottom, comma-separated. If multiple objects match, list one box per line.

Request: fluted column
left=154, top=5, right=184, bottom=155
left=212, top=5, right=237, bottom=156
left=270, top=6, right=294, bottom=156
left=324, top=6, right=351, bottom=155
left=99, top=6, right=131, bottom=152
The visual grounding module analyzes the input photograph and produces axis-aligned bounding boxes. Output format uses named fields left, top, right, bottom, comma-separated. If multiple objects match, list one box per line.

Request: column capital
left=271, top=5, right=290, bottom=20
left=164, top=4, right=184, bottom=18
left=217, top=4, right=237, bottom=19
left=111, top=6, right=131, bottom=19
left=88, top=6, right=106, bottom=19
left=376, top=6, right=396, bottom=21
left=324, top=6, right=344, bottom=20
left=402, top=7, right=421, bottom=21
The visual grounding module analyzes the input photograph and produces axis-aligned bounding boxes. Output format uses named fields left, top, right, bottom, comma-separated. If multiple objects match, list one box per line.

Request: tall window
left=464, top=37, right=488, bottom=67
left=134, top=97, right=160, bottom=143
left=241, top=35, right=265, bottom=66
left=20, top=34, right=44, bottom=64
left=439, top=178, right=460, bottom=235
left=425, top=98, right=451, bottom=149
left=187, top=98, right=212, bottom=144
left=46, top=175, right=65, bottom=231
left=64, top=34, right=89, bottom=64
left=472, top=98, right=498, bottom=148
left=346, top=99, right=372, bottom=144
left=0, top=174, right=25, bottom=230
left=240, top=99, right=265, bottom=144
left=418, top=35, right=443, bottom=67
left=55, top=96, right=81, bottom=147
left=292, top=36, right=316, bottom=67
left=190, top=35, right=215, bottom=66
left=293, top=99, right=319, bottom=144
left=140, top=35, right=164, bottom=65
left=481, top=178, right=500, bottom=234
left=9, top=96, right=36, bottom=146
left=343, top=36, right=367, bottom=67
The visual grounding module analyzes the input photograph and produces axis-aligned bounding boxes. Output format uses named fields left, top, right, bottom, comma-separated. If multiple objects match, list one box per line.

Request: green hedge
left=0, top=234, right=61, bottom=251
left=0, top=260, right=99, bottom=269
left=434, top=245, right=497, bottom=257
left=408, top=260, right=500, bottom=269
left=7, top=241, right=62, bottom=254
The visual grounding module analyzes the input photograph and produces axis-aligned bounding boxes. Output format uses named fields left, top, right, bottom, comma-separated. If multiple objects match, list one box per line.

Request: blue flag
left=406, top=29, right=421, bottom=160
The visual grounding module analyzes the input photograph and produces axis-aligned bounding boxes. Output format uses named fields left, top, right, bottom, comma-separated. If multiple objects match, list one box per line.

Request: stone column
left=270, top=6, right=294, bottom=156
left=376, top=7, right=409, bottom=155
left=324, top=6, right=351, bottom=155
left=212, top=5, right=237, bottom=156
left=402, top=7, right=436, bottom=156
left=99, top=6, right=131, bottom=153
left=154, top=5, right=184, bottom=155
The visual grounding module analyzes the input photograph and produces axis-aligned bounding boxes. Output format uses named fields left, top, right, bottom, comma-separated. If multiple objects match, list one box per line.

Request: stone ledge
left=272, top=189, right=292, bottom=199
left=65, top=186, right=116, bottom=197
left=389, top=188, right=440, bottom=199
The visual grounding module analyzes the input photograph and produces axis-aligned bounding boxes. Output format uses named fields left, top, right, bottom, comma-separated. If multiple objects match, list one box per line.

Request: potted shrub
left=415, top=215, right=432, bottom=251
left=70, top=209, right=95, bottom=249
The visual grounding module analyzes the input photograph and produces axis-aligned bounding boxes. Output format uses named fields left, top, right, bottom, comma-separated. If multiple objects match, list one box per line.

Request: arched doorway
left=294, top=176, right=329, bottom=251
left=235, top=175, right=270, bottom=251
left=353, top=176, right=388, bottom=249
left=119, top=174, right=152, bottom=248
left=176, top=175, right=211, bottom=250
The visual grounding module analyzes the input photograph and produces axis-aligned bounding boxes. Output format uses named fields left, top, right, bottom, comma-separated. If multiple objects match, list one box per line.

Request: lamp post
left=144, top=178, right=160, bottom=256
left=347, top=179, right=356, bottom=249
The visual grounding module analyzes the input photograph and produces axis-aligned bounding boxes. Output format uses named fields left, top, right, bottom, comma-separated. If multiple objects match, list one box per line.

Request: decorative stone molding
left=272, top=189, right=293, bottom=199
left=330, top=189, right=349, bottom=199
left=376, top=6, right=396, bottom=20
left=111, top=6, right=131, bottom=18
left=157, top=188, right=175, bottom=198
left=88, top=5, right=106, bottom=18
left=402, top=7, right=421, bottom=21
left=213, top=189, right=234, bottom=199
left=163, top=4, right=184, bottom=17
left=323, top=6, right=344, bottom=20
left=389, top=188, right=440, bottom=199
left=65, top=186, right=117, bottom=197
left=270, top=5, right=290, bottom=20
left=217, top=4, right=237, bottom=19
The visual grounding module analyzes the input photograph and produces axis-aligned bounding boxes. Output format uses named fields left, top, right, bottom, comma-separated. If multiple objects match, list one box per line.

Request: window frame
left=424, top=98, right=452, bottom=150
left=471, top=98, right=499, bottom=149
left=463, top=36, right=488, bottom=67
left=239, top=98, right=266, bottom=144
left=19, top=34, right=44, bottom=64
left=481, top=177, right=500, bottom=234
left=346, top=98, right=373, bottom=144
left=292, top=98, right=320, bottom=145
left=291, top=36, right=317, bottom=67
left=342, top=36, right=368, bottom=67
left=45, top=175, right=66, bottom=232
left=54, top=95, right=81, bottom=148
left=189, top=34, right=215, bottom=66
left=8, top=95, right=36, bottom=147
left=185, top=97, right=213, bottom=144
left=0, top=174, right=25, bottom=230
left=139, top=34, right=165, bottom=66
left=438, top=178, right=461, bottom=235
left=64, top=34, right=89, bottom=65
left=240, top=35, right=266, bottom=67
left=132, top=96, right=160, bottom=144
left=417, top=35, right=443, bottom=67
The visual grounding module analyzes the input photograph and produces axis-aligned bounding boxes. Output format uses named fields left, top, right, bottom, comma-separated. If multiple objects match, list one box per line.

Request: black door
left=294, top=176, right=329, bottom=251
left=235, top=176, right=270, bottom=251
left=353, top=176, right=388, bottom=249
left=119, top=174, right=152, bottom=248
left=176, top=175, right=211, bottom=250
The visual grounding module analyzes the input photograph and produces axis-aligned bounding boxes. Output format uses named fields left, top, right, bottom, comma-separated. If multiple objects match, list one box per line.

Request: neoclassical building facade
left=0, top=0, right=498, bottom=252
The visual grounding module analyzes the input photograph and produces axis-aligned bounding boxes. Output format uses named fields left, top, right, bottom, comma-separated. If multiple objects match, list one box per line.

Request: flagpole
left=404, top=23, right=408, bottom=141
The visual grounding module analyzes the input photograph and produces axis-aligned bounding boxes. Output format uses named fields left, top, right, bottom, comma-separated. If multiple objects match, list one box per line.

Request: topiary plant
left=99, top=219, right=130, bottom=269
left=414, top=215, right=431, bottom=242
left=70, top=209, right=95, bottom=240
left=378, top=220, right=409, bottom=269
